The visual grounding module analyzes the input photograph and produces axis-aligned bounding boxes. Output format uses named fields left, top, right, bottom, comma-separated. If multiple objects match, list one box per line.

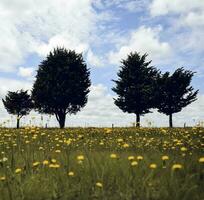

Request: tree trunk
left=136, top=113, right=140, bottom=127
left=17, top=118, right=20, bottom=129
left=169, top=113, right=173, bottom=128
left=57, top=113, right=66, bottom=129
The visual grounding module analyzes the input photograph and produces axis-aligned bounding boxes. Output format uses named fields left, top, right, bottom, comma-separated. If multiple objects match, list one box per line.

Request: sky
left=0, top=0, right=204, bottom=127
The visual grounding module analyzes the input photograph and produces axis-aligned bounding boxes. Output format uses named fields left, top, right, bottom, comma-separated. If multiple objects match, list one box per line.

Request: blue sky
left=0, top=0, right=204, bottom=127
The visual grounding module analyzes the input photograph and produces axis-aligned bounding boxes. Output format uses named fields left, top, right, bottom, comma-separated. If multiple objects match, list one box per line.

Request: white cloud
left=0, top=0, right=98, bottom=72
left=150, top=0, right=204, bottom=16
left=108, top=26, right=171, bottom=65
left=86, top=49, right=104, bottom=67
left=18, top=67, right=35, bottom=79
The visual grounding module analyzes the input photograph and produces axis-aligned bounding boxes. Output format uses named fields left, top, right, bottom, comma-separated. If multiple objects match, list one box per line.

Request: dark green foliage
left=32, top=47, right=91, bottom=128
left=2, top=90, right=33, bottom=128
left=156, top=68, right=198, bottom=127
left=112, top=52, right=159, bottom=127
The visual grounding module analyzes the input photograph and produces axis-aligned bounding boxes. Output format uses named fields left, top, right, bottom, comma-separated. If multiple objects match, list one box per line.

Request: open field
left=0, top=127, right=203, bottom=200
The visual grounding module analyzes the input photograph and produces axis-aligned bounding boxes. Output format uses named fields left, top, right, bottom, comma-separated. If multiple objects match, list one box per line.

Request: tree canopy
left=32, top=47, right=91, bottom=128
left=156, top=67, right=198, bottom=127
left=2, top=90, right=33, bottom=128
left=112, top=52, right=159, bottom=127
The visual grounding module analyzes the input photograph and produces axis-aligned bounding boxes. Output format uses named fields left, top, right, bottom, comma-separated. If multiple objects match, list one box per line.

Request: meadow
left=0, top=127, right=203, bottom=200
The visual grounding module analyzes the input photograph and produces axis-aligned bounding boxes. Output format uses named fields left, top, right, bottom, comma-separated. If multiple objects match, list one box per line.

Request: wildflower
left=49, top=164, right=60, bottom=168
left=123, top=143, right=129, bottom=148
left=131, top=161, right=138, bottom=166
left=137, top=156, right=143, bottom=160
left=199, top=157, right=204, bottom=163
left=128, top=156, right=135, bottom=161
left=96, top=182, right=103, bottom=188
left=77, top=155, right=84, bottom=161
left=43, top=160, right=49, bottom=165
left=33, top=162, right=40, bottom=167
left=149, top=164, right=157, bottom=169
left=110, top=154, right=117, bottom=159
left=0, top=176, right=6, bottom=181
left=172, top=164, right=183, bottom=170
left=51, top=159, right=57, bottom=163
left=68, top=171, right=74, bottom=176
left=55, top=150, right=61, bottom=153
left=162, top=155, right=169, bottom=160
left=15, top=168, right=22, bottom=174
left=117, top=138, right=123, bottom=142
left=180, top=147, right=187, bottom=152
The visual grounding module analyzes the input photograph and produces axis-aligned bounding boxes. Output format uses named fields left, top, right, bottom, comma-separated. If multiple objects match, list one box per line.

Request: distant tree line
left=2, top=48, right=198, bottom=129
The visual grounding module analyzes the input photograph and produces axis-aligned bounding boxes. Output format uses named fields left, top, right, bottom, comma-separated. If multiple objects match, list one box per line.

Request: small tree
left=156, top=68, right=198, bottom=128
left=112, top=52, right=159, bottom=127
left=2, top=90, right=33, bottom=128
left=32, top=47, right=91, bottom=128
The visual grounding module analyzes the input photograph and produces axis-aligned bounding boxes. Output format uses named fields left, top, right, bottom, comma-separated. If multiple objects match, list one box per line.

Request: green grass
left=0, top=127, right=203, bottom=200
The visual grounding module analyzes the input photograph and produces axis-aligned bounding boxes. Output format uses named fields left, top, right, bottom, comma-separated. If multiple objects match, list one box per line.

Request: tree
left=112, top=52, right=159, bottom=127
left=32, top=47, right=91, bottom=128
left=156, top=68, right=198, bottom=128
left=2, top=90, right=33, bottom=128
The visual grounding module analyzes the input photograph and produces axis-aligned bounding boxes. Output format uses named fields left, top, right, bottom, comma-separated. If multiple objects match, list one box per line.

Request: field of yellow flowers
left=0, top=127, right=203, bottom=200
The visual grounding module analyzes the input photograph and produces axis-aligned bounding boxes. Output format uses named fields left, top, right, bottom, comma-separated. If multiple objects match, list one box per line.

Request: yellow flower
left=15, top=168, right=22, bottom=174
left=110, top=153, right=117, bottom=159
left=55, top=150, right=61, bottom=153
left=43, top=160, right=49, bottom=165
left=96, top=182, right=103, bottom=188
left=131, top=161, right=138, bottom=166
left=198, top=157, right=204, bottom=163
left=149, top=164, right=157, bottom=169
left=68, top=171, right=74, bottom=176
left=51, top=159, right=57, bottom=163
left=172, top=164, right=183, bottom=170
left=49, top=164, right=60, bottom=168
left=180, top=147, right=187, bottom=152
left=0, top=176, right=6, bottom=181
left=162, top=155, right=169, bottom=160
left=33, top=161, right=40, bottom=167
left=137, top=156, right=143, bottom=160
left=77, top=155, right=84, bottom=161
left=128, top=156, right=135, bottom=161
left=123, top=143, right=129, bottom=148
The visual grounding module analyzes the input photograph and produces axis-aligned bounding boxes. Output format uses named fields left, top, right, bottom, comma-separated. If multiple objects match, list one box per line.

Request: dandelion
left=149, top=163, right=157, bottom=169
left=137, top=156, right=143, bottom=160
left=49, top=164, right=60, bottom=168
left=15, top=168, right=22, bottom=174
left=180, top=147, right=187, bottom=152
left=96, top=182, right=103, bottom=188
left=110, top=153, right=117, bottom=159
left=123, top=143, right=129, bottom=148
left=172, top=164, right=183, bottom=170
left=0, top=176, right=6, bottom=181
left=199, top=157, right=204, bottom=163
left=68, top=171, right=74, bottom=176
left=51, top=159, right=57, bottom=163
left=33, top=161, right=40, bottom=167
left=43, top=160, right=49, bottom=165
left=131, top=161, right=138, bottom=166
left=77, top=155, right=84, bottom=161
left=162, top=155, right=169, bottom=160
left=128, top=156, right=135, bottom=161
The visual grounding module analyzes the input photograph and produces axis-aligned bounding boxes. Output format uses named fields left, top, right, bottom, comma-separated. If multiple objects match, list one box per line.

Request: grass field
left=0, top=127, right=203, bottom=200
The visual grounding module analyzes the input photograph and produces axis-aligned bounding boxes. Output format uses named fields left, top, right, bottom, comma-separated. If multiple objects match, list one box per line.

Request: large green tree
left=156, top=68, right=198, bottom=127
left=32, top=48, right=91, bottom=128
left=112, top=52, right=159, bottom=127
left=2, top=90, right=33, bottom=128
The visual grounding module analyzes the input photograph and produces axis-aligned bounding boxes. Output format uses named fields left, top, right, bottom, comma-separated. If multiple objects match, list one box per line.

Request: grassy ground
left=0, top=127, right=203, bottom=200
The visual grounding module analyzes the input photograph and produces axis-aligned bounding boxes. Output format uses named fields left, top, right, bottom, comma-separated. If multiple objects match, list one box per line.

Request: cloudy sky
left=0, top=0, right=204, bottom=127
